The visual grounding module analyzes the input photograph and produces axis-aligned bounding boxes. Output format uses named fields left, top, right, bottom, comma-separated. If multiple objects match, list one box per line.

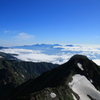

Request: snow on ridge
left=0, top=56, right=3, bottom=58
left=90, top=79, right=93, bottom=83
left=50, top=92, right=56, bottom=98
left=21, top=74, right=25, bottom=78
left=69, top=74, right=100, bottom=100
left=71, top=93, right=77, bottom=100
left=77, top=63, right=84, bottom=71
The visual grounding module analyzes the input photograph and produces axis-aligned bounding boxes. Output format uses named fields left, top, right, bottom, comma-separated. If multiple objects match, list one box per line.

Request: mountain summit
left=8, top=55, right=100, bottom=100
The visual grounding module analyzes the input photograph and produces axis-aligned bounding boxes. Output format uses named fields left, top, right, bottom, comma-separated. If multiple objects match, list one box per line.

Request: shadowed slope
left=8, top=55, right=100, bottom=100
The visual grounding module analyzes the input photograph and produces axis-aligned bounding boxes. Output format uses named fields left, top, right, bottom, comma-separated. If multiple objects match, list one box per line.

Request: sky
left=0, top=0, right=100, bottom=47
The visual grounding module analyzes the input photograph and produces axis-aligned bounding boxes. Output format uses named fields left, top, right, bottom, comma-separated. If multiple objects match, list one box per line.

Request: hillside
left=7, top=55, right=100, bottom=100
left=0, top=52, right=58, bottom=100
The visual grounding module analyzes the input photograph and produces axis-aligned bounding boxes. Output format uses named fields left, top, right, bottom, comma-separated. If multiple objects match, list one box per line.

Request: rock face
left=7, top=55, right=100, bottom=100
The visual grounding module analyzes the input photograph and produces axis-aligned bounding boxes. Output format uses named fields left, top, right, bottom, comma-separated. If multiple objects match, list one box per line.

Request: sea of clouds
left=0, top=44, right=100, bottom=65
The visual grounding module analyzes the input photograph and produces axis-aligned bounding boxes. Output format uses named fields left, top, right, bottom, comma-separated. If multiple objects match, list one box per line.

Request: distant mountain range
left=7, top=55, right=100, bottom=100
left=0, top=46, right=9, bottom=49
left=12, top=44, right=62, bottom=49
left=12, top=44, right=63, bottom=55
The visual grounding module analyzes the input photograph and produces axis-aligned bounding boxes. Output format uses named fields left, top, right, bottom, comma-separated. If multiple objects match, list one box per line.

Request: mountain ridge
left=0, top=52, right=58, bottom=100
left=7, top=55, right=100, bottom=100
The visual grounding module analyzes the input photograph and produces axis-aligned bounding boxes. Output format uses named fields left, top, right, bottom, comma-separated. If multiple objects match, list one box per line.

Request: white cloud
left=0, top=48, right=65, bottom=64
left=1, top=45, right=100, bottom=65
left=4, top=31, right=9, bottom=33
left=93, top=59, right=100, bottom=65
left=15, top=32, right=34, bottom=40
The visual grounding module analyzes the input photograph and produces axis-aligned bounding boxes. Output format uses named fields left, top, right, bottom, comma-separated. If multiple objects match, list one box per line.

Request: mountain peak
left=8, top=55, right=100, bottom=100
left=70, top=54, right=88, bottom=60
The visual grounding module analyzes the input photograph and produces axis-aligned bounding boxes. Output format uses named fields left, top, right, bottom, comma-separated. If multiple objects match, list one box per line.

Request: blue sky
left=0, top=0, right=100, bottom=46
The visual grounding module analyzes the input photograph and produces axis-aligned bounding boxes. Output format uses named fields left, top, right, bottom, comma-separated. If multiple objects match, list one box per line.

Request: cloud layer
left=0, top=44, right=100, bottom=65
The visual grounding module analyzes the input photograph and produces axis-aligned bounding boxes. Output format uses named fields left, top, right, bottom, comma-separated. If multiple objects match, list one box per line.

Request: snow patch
left=50, top=92, right=56, bottom=98
left=0, top=56, right=3, bottom=58
left=77, top=63, right=84, bottom=71
left=71, top=93, right=77, bottom=100
left=69, top=74, right=100, bottom=100
left=25, top=70, right=27, bottom=73
left=15, top=72, right=19, bottom=76
left=21, top=74, right=25, bottom=78
left=90, top=79, right=93, bottom=83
